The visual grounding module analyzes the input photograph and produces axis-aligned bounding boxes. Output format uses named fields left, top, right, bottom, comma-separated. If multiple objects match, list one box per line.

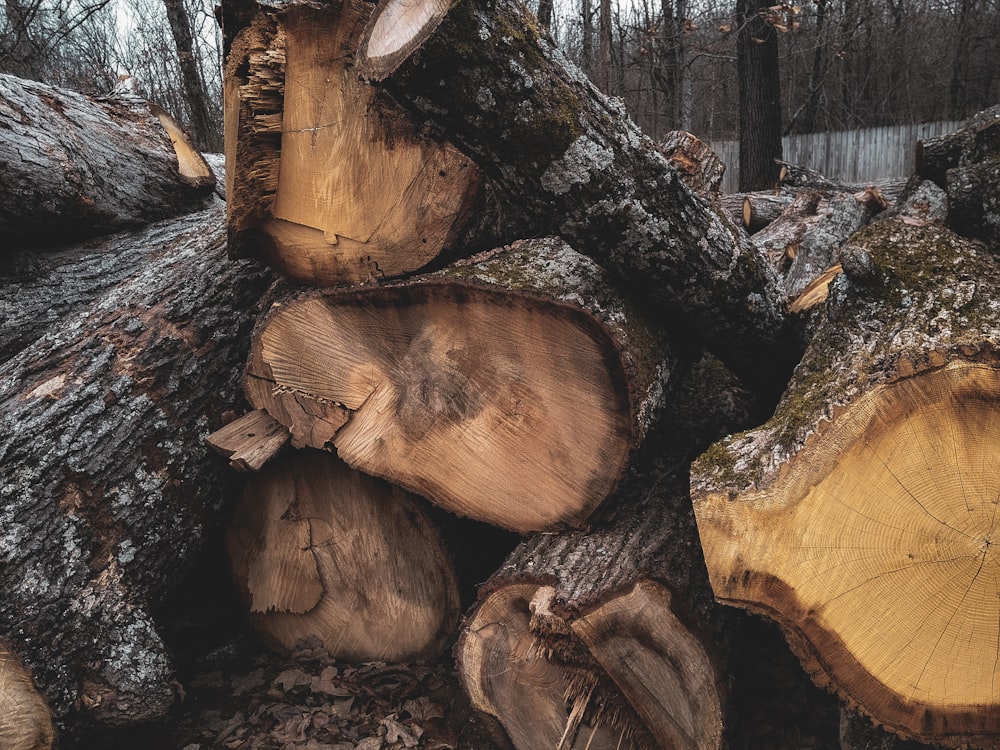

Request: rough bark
left=351, top=0, right=792, bottom=393
left=721, top=191, right=795, bottom=234
left=776, top=159, right=854, bottom=193
left=245, top=237, right=677, bottom=532
left=0, top=74, right=215, bottom=247
left=457, top=356, right=753, bottom=750
left=915, top=105, right=1000, bottom=188
left=691, top=217, right=1000, bottom=748
left=942, top=113, right=1000, bottom=249
left=223, top=0, right=530, bottom=286
left=226, top=449, right=460, bottom=662
left=0, top=205, right=272, bottom=731
left=873, top=178, right=948, bottom=226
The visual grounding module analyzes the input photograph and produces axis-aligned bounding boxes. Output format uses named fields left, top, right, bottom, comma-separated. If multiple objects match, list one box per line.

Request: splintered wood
left=226, top=449, right=459, bottom=662
left=225, top=0, right=478, bottom=283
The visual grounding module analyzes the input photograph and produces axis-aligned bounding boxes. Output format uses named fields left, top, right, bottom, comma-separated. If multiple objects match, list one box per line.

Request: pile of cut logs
left=2, top=0, right=1000, bottom=746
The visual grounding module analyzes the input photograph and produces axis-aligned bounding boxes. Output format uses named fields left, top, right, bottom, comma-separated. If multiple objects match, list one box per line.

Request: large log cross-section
left=691, top=218, right=1000, bottom=748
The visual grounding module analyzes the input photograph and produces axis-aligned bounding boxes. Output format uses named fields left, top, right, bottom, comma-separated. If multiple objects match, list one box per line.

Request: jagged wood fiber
left=0, top=206, right=271, bottom=730
left=0, top=73, right=214, bottom=246
left=691, top=217, right=1000, bottom=748
left=224, top=0, right=534, bottom=285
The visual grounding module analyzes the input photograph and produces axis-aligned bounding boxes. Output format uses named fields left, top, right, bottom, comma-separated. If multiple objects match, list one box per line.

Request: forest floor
left=64, top=557, right=846, bottom=750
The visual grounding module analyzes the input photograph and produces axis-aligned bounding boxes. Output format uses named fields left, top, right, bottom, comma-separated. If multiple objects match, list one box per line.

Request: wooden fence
left=710, top=121, right=963, bottom=193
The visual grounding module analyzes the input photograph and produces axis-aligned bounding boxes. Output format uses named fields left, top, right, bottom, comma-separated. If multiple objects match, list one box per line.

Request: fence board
left=710, top=121, right=962, bottom=193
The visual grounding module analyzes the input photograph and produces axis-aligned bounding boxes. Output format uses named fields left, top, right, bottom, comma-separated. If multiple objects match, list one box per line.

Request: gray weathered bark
left=0, top=74, right=215, bottom=247
left=0, top=205, right=271, bottom=731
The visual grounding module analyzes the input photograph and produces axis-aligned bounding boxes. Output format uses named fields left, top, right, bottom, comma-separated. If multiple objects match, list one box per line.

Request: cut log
left=721, top=191, right=795, bottom=234
left=457, top=359, right=753, bottom=750
left=752, top=187, right=887, bottom=297
left=225, top=449, right=459, bottom=662
left=0, top=640, right=55, bottom=750
left=245, top=237, right=676, bottom=532
left=657, top=131, right=726, bottom=194
left=690, top=217, right=1000, bottom=748
left=345, top=0, right=792, bottom=391
left=873, top=177, right=948, bottom=225
left=776, top=159, right=851, bottom=192
left=0, top=205, right=271, bottom=729
left=223, top=0, right=524, bottom=285
left=0, top=74, right=215, bottom=247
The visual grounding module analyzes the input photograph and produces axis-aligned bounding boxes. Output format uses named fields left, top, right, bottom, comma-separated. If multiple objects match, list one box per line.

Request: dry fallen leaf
left=232, top=669, right=268, bottom=695
left=273, top=668, right=312, bottom=691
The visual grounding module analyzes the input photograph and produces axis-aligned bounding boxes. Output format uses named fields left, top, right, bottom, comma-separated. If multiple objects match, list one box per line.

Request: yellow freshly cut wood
left=224, top=0, right=479, bottom=284
left=226, top=449, right=460, bottom=662
left=691, top=218, right=1000, bottom=747
left=698, top=363, right=1000, bottom=723
left=245, top=238, right=675, bottom=532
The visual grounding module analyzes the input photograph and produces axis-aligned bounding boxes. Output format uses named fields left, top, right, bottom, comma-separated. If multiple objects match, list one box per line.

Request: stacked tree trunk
left=214, top=0, right=1000, bottom=747
left=3, top=1, right=1000, bottom=747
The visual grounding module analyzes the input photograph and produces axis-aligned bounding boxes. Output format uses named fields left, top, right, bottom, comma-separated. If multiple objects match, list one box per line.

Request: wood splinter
left=206, top=409, right=290, bottom=472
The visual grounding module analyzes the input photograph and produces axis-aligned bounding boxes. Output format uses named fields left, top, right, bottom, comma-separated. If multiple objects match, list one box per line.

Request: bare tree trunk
left=162, top=0, right=218, bottom=151
left=736, top=0, right=783, bottom=190
left=598, top=0, right=611, bottom=91
left=537, top=0, right=553, bottom=32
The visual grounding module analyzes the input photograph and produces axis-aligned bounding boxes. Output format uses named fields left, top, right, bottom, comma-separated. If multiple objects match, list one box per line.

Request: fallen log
left=225, top=449, right=460, bottom=662
left=721, top=191, right=795, bottom=234
left=0, top=74, right=215, bottom=247
left=944, top=115, right=1000, bottom=249
left=457, top=356, right=753, bottom=750
left=343, top=0, right=791, bottom=392
left=0, top=206, right=271, bottom=731
left=873, top=177, right=948, bottom=225
left=245, top=237, right=676, bottom=532
left=223, top=0, right=532, bottom=285
left=691, top=217, right=1000, bottom=748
